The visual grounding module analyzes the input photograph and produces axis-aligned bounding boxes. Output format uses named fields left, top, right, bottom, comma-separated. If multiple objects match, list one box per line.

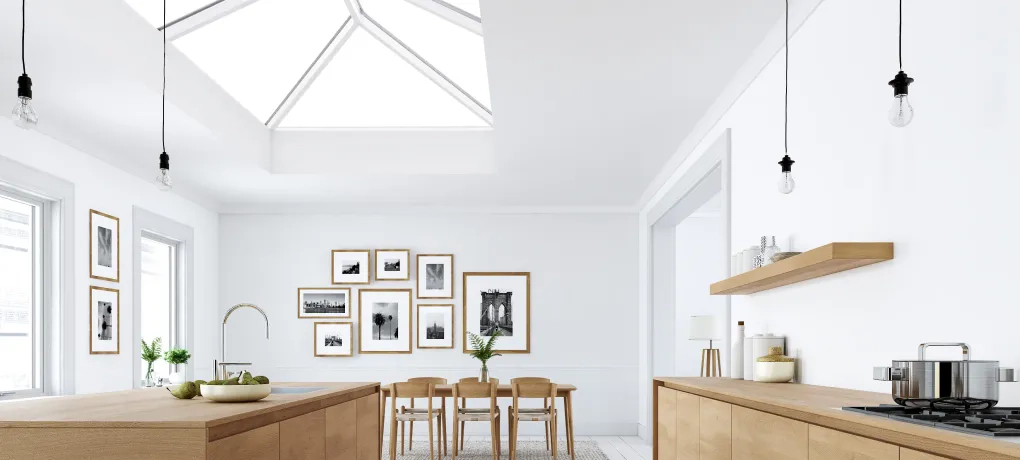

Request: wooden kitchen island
left=0, top=382, right=380, bottom=460
left=654, top=377, right=1020, bottom=460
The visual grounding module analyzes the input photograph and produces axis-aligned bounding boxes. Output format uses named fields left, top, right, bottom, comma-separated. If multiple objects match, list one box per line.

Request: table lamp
left=689, top=315, right=722, bottom=377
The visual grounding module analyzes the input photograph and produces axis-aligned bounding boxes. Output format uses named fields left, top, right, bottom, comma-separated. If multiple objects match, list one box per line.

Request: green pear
left=241, top=372, right=259, bottom=385
left=254, top=376, right=270, bottom=384
left=223, top=377, right=240, bottom=385
left=168, top=382, right=198, bottom=400
left=205, top=379, right=223, bottom=385
left=193, top=380, right=207, bottom=396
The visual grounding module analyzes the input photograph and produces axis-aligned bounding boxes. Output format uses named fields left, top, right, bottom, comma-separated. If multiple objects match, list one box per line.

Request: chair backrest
left=409, top=377, right=448, bottom=385
left=512, top=381, right=557, bottom=417
left=453, top=378, right=499, bottom=412
left=458, top=377, right=480, bottom=383
left=510, top=377, right=550, bottom=385
left=392, top=381, right=435, bottom=400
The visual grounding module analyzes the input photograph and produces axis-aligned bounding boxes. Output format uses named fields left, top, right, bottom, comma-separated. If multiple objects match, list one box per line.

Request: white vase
left=168, top=371, right=185, bottom=385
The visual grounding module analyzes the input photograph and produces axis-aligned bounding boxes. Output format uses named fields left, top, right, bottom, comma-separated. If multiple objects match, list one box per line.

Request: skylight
left=124, top=0, right=492, bottom=128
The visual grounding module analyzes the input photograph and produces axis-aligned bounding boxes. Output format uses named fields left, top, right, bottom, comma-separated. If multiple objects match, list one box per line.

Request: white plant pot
left=168, top=371, right=185, bottom=385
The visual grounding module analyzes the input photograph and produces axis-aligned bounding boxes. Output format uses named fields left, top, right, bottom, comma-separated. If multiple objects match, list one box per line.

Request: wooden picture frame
left=298, top=287, right=352, bottom=319
left=89, top=285, right=120, bottom=354
left=331, top=249, right=371, bottom=284
left=314, top=322, right=353, bottom=357
left=417, top=304, right=454, bottom=349
left=416, top=254, right=454, bottom=299
left=359, top=288, right=413, bottom=354
left=462, top=272, right=531, bottom=354
left=89, top=209, right=120, bottom=283
left=375, top=249, right=410, bottom=281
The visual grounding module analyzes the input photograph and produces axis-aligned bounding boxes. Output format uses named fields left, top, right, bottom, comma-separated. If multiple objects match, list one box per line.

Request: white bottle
left=732, top=321, right=744, bottom=379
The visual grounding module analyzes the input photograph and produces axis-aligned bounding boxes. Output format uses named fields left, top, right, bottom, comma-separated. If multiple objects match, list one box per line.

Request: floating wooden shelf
left=710, top=242, right=894, bottom=295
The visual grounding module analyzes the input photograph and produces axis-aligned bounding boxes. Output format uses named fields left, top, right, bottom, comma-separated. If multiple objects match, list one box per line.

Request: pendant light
left=777, top=0, right=795, bottom=194
left=156, top=0, right=173, bottom=191
left=12, top=0, right=38, bottom=129
left=888, top=0, right=914, bottom=127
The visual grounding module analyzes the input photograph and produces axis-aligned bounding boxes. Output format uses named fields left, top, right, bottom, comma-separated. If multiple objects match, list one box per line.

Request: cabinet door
left=326, top=400, right=358, bottom=460
left=281, top=409, right=327, bottom=460
left=732, top=406, right=808, bottom=460
left=207, top=423, right=280, bottom=460
left=808, top=425, right=897, bottom=460
left=357, top=393, right=381, bottom=460
left=901, top=449, right=950, bottom=460
left=675, top=391, right=700, bottom=460
left=699, top=397, right=731, bottom=460
left=657, top=387, right=678, bottom=460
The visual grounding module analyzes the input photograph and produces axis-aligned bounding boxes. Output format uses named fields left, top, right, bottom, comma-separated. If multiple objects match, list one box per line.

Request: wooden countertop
left=656, top=377, right=1020, bottom=460
left=0, top=381, right=379, bottom=440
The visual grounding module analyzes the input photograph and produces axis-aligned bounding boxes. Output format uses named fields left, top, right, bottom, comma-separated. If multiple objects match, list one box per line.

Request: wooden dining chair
left=510, top=377, right=552, bottom=451
left=509, top=381, right=558, bottom=460
left=456, top=377, right=479, bottom=451
left=401, top=377, right=448, bottom=456
left=452, top=378, right=500, bottom=460
left=390, top=381, right=442, bottom=460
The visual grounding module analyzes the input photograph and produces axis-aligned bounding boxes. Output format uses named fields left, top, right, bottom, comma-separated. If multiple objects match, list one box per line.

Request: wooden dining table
left=379, top=383, right=578, bottom=460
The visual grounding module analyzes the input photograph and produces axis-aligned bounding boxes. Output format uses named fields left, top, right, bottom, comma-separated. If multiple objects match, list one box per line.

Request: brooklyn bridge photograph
left=479, top=290, right=513, bottom=337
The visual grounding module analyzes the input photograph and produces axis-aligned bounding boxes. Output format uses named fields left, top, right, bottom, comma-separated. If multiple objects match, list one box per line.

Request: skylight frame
left=160, top=0, right=265, bottom=40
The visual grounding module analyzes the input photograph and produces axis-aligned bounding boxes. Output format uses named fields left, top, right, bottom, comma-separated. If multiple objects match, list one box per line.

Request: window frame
left=139, top=231, right=181, bottom=380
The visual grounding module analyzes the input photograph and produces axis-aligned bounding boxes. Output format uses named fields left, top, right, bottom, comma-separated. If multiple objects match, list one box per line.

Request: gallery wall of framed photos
left=89, top=209, right=121, bottom=355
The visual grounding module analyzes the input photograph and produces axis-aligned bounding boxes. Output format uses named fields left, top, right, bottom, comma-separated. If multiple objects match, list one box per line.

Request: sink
left=270, top=386, right=327, bottom=394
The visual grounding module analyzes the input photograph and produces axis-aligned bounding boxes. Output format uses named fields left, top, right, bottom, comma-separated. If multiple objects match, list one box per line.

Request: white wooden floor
left=397, top=436, right=652, bottom=460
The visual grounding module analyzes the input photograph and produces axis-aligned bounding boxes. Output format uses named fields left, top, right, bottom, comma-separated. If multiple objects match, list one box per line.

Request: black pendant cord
left=21, top=0, right=26, bottom=74
left=784, top=0, right=789, bottom=154
left=898, top=0, right=903, bottom=70
left=162, top=0, right=166, bottom=153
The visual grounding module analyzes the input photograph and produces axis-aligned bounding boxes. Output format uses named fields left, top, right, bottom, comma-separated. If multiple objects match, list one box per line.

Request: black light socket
left=16, top=73, right=32, bottom=99
left=779, top=154, right=795, bottom=173
left=888, top=70, right=913, bottom=96
left=159, top=151, right=170, bottom=170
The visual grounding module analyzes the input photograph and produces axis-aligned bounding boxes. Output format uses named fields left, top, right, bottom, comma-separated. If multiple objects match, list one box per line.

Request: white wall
left=645, top=0, right=1020, bottom=404
left=674, top=212, right=725, bottom=377
left=218, top=212, right=638, bottom=435
left=0, top=122, right=219, bottom=395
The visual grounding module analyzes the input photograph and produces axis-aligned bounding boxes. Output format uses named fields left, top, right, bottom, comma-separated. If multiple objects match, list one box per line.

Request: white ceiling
left=0, top=0, right=784, bottom=209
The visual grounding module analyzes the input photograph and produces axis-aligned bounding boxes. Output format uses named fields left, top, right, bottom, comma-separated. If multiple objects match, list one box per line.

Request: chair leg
left=495, top=415, right=501, bottom=458
left=428, top=417, right=435, bottom=460
left=544, top=398, right=550, bottom=451
left=551, top=414, right=558, bottom=460
left=390, top=412, right=398, bottom=460
left=410, top=420, right=415, bottom=450
left=452, top=411, right=459, bottom=460
left=460, top=420, right=466, bottom=451
left=489, top=415, right=498, bottom=460
left=442, top=398, right=448, bottom=457
left=401, top=419, right=406, bottom=456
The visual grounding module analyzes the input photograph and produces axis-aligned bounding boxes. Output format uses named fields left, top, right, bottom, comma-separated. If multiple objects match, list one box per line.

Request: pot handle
left=998, top=368, right=1017, bottom=383
left=918, top=342, right=970, bottom=361
left=874, top=367, right=907, bottom=381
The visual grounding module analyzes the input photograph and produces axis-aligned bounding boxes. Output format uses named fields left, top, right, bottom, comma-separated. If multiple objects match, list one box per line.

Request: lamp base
left=700, top=348, right=722, bottom=377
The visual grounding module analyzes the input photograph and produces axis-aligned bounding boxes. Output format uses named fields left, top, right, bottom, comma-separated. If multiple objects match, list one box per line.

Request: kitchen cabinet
left=281, top=409, right=327, bottom=460
left=808, top=425, right=897, bottom=460
left=357, top=392, right=381, bottom=460
left=900, top=449, right=950, bottom=460
left=658, top=386, right=678, bottom=460
left=699, top=397, right=731, bottom=460
left=326, top=400, right=358, bottom=460
left=208, top=423, right=280, bottom=460
left=732, top=406, right=808, bottom=460
left=676, top=390, right=700, bottom=460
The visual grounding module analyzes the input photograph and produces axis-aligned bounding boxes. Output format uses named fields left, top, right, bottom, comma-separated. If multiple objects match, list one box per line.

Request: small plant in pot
left=141, top=338, right=163, bottom=387
left=164, top=347, right=192, bottom=385
left=467, top=330, right=501, bottom=382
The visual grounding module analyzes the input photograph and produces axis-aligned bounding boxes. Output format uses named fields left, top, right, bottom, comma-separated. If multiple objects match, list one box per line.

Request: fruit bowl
left=201, top=384, right=272, bottom=402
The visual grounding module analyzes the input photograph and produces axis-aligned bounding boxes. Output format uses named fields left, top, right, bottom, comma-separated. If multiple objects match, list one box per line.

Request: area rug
left=383, top=440, right=610, bottom=460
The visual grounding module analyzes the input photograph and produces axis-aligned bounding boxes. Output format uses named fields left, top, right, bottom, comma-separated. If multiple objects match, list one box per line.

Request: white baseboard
left=636, top=423, right=650, bottom=441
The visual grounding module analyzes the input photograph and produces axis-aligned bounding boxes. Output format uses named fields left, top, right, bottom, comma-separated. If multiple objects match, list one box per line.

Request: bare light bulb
left=778, top=171, right=795, bottom=194
left=12, top=74, right=37, bottom=129
left=157, top=152, right=172, bottom=191
left=888, top=94, right=913, bottom=127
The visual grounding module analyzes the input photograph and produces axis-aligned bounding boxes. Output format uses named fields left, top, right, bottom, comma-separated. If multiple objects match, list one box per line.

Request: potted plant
left=140, top=338, right=162, bottom=387
left=467, top=330, right=501, bottom=383
left=164, top=347, right=192, bottom=385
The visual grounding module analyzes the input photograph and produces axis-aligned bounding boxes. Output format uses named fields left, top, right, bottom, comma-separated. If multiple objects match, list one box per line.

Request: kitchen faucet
left=214, top=303, right=270, bottom=380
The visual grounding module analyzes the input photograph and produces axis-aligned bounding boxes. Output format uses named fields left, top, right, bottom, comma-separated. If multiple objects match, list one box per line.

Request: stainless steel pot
left=874, top=342, right=1017, bottom=409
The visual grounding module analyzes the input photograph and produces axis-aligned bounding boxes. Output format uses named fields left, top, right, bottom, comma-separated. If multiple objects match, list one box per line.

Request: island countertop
left=0, top=382, right=378, bottom=432
left=656, top=377, right=1020, bottom=460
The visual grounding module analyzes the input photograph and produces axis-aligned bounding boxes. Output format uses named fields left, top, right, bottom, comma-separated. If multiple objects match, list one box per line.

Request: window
left=140, top=233, right=179, bottom=383
left=0, top=190, right=43, bottom=397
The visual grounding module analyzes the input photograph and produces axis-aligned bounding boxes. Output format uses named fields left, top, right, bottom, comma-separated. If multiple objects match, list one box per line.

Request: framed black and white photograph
left=90, top=285, right=120, bottom=354
left=90, top=209, right=120, bottom=282
left=463, top=272, right=530, bottom=354
left=314, top=322, right=353, bottom=357
left=359, top=288, right=412, bottom=354
left=298, top=287, right=352, bottom=319
left=375, top=249, right=410, bottom=281
left=417, top=304, right=454, bottom=349
left=416, top=254, right=454, bottom=299
left=331, top=249, right=370, bottom=284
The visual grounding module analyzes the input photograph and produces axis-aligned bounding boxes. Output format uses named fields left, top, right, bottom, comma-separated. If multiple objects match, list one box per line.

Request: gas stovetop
left=843, top=405, right=1020, bottom=437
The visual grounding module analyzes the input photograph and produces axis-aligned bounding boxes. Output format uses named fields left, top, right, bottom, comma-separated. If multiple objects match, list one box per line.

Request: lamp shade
left=689, top=315, right=722, bottom=341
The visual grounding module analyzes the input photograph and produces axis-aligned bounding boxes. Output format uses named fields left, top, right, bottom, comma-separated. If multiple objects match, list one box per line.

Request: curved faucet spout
left=221, top=304, right=271, bottom=370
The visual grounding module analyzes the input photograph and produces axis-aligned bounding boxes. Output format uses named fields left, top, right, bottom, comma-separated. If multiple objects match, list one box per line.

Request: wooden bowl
left=201, top=384, right=271, bottom=403
left=770, top=252, right=802, bottom=263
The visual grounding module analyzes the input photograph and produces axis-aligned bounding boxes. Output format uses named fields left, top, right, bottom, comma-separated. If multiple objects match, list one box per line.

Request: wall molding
left=218, top=203, right=639, bottom=215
